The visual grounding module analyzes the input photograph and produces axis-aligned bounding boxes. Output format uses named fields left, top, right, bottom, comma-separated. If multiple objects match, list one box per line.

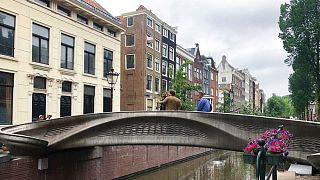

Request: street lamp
left=105, top=68, right=119, bottom=112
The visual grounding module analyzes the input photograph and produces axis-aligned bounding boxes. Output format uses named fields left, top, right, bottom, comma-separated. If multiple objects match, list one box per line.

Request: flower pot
left=243, top=152, right=256, bottom=164
left=267, top=153, right=281, bottom=165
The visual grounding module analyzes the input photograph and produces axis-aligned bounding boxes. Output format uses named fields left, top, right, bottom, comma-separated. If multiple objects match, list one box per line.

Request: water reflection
left=134, top=151, right=255, bottom=180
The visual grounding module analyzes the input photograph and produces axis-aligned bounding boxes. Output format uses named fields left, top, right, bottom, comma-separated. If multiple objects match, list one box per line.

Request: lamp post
left=105, top=68, right=119, bottom=112
left=229, top=84, right=234, bottom=112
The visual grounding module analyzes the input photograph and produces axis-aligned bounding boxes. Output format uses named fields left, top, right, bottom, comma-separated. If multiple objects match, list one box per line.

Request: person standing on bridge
left=158, top=89, right=181, bottom=110
left=196, top=91, right=212, bottom=112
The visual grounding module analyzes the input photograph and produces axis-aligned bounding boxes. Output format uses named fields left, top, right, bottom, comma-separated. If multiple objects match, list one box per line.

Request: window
left=107, top=29, right=116, bottom=37
left=168, top=63, right=174, bottom=79
left=155, top=23, right=161, bottom=33
left=84, top=85, right=95, bottom=114
left=146, top=53, right=153, bottom=69
left=162, top=60, right=167, bottom=76
left=163, top=28, right=168, bottom=37
left=77, top=14, right=88, bottom=25
left=32, top=23, right=49, bottom=64
left=162, top=43, right=168, bottom=57
left=60, top=81, right=72, bottom=117
left=58, top=5, right=70, bottom=17
left=126, top=34, right=134, bottom=46
left=127, top=17, right=133, bottom=27
left=0, top=72, right=13, bottom=124
left=84, top=42, right=95, bottom=75
left=0, top=11, right=15, bottom=57
left=222, top=77, right=226, bottom=82
left=170, top=33, right=175, bottom=42
left=61, top=34, right=74, bottom=70
left=176, top=57, right=180, bottom=71
left=93, top=22, right=103, bottom=31
left=204, top=70, right=208, bottom=79
left=146, top=99, right=153, bottom=111
left=155, top=77, right=160, bottom=93
left=169, top=47, right=174, bottom=60
left=147, top=17, right=153, bottom=28
left=34, top=77, right=46, bottom=89
left=36, top=0, right=49, bottom=7
left=104, top=49, right=113, bottom=77
left=32, top=93, right=46, bottom=121
left=155, top=39, right=160, bottom=52
left=146, top=33, right=153, bottom=48
left=103, top=88, right=112, bottom=112
left=161, top=79, right=167, bottom=91
left=155, top=57, right=160, bottom=72
left=62, top=81, right=72, bottom=92
left=146, top=74, right=152, bottom=91
left=188, top=64, right=192, bottom=81
left=211, top=72, right=214, bottom=81
left=126, top=54, right=135, bottom=69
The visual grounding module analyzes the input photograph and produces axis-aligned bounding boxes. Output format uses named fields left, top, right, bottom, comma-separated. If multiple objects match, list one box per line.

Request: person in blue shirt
left=196, top=91, right=212, bottom=112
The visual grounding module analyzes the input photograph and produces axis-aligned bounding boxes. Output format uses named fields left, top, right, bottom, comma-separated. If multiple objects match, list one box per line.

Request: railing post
left=256, top=140, right=266, bottom=180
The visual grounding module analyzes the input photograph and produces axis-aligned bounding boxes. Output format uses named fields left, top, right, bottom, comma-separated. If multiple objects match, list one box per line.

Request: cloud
left=97, top=0, right=292, bottom=99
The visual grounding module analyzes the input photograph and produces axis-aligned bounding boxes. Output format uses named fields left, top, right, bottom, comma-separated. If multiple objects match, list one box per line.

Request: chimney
left=195, top=43, right=199, bottom=47
left=222, top=55, right=226, bottom=61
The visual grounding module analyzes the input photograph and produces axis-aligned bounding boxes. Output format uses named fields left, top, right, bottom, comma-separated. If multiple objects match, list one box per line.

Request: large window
left=126, top=34, right=134, bottom=46
left=155, top=77, right=160, bottom=93
left=188, top=64, right=193, bottom=81
left=169, top=47, right=174, bottom=60
left=161, top=79, right=167, bottom=91
left=163, top=28, right=168, bottom=37
left=103, top=88, right=112, bottom=112
left=84, top=85, right=95, bottom=114
left=155, top=57, right=160, bottom=72
left=155, top=23, right=161, bottom=33
left=32, top=76, right=46, bottom=121
left=58, top=5, right=71, bottom=17
left=155, top=39, right=160, bottom=52
left=84, top=42, right=95, bottom=75
left=126, top=54, right=135, bottom=69
left=104, top=49, right=113, bottom=77
left=34, top=77, right=46, bottom=89
left=168, top=63, right=174, bottom=79
left=60, top=81, right=72, bottom=117
left=162, top=43, right=168, bottom=57
left=127, top=17, right=133, bottom=27
left=146, top=53, right=153, bottom=69
left=93, top=22, right=103, bottom=31
left=77, top=14, right=88, bottom=25
left=170, top=33, right=175, bottom=42
left=0, top=72, right=13, bottom=124
left=0, top=11, right=15, bottom=57
left=147, top=18, right=153, bottom=28
left=146, top=74, right=152, bottom=91
left=32, top=23, right=49, bottom=64
left=61, top=34, right=74, bottom=70
left=162, top=60, right=167, bottom=76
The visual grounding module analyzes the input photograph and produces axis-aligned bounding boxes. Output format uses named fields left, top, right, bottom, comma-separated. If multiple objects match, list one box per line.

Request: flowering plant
left=244, top=127, right=293, bottom=156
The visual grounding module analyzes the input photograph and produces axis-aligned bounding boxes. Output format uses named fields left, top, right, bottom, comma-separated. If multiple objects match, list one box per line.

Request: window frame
left=146, top=74, right=153, bottom=91
left=103, top=49, right=113, bottom=78
left=146, top=53, right=153, bottom=70
left=147, top=17, right=153, bottom=28
left=169, top=47, right=174, bottom=60
left=155, top=77, right=160, bottom=93
left=126, top=54, right=135, bottom=70
left=155, top=23, right=161, bottom=33
left=162, top=60, right=168, bottom=76
left=155, top=57, right=160, bottom=72
left=32, top=23, right=50, bottom=65
left=155, top=39, right=160, bottom=52
left=57, top=5, right=71, bottom=17
left=146, top=33, right=153, bottom=48
left=0, top=11, right=15, bottom=57
left=162, top=43, right=168, bottom=58
left=93, top=22, right=103, bottom=31
left=127, top=16, right=133, bottom=27
left=60, top=33, right=74, bottom=70
left=162, top=28, right=168, bottom=38
left=77, top=14, right=88, bottom=25
left=125, top=34, right=135, bottom=47
left=83, top=42, right=96, bottom=75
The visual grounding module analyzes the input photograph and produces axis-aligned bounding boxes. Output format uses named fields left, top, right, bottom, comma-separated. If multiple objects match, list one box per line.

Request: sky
left=96, top=0, right=292, bottom=99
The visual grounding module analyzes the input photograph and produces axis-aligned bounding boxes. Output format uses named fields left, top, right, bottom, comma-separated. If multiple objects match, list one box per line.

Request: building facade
left=0, top=0, right=124, bottom=125
left=119, top=5, right=177, bottom=111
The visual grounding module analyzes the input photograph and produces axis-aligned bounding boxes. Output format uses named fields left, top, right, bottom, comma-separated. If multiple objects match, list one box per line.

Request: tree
left=279, top=0, right=320, bottom=118
left=172, top=61, right=201, bottom=110
left=266, top=94, right=286, bottom=117
left=217, top=90, right=232, bottom=113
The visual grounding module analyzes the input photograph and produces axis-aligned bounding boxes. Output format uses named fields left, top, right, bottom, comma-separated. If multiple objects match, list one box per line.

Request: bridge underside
left=0, top=111, right=319, bottom=168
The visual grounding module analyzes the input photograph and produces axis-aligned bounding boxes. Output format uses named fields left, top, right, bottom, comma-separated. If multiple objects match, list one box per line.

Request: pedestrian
left=158, top=89, right=182, bottom=110
left=196, top=91, right=212, bottom=112
left=160, top=91, right=167, bottom=110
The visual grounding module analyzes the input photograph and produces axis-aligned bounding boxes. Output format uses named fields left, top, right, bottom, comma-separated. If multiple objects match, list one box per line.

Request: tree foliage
left=171, top=61, right=201, bottom=110
left=279, top=0, right=320, bottom=118
left=218, top=91, right=232, bottom=112
left=265, top=94, right=295, bottom=118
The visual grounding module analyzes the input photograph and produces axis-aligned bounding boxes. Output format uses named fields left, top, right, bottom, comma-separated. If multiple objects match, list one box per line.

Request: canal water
left=133, top=150, right=255, bottom=180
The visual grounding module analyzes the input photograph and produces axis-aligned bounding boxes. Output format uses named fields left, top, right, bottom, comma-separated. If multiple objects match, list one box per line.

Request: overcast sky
left=96, top=0, right=292, bottom=99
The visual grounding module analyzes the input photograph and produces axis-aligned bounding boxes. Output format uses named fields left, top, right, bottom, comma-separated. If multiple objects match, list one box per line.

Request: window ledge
left=146, top=67, right=153, bottom=71
left=0, top=54, right=17, bottom=61
left=30, top=62, right=51, bottom=71
left=59, top=68, right=77, bottom=76
left=83, top=73, right=98, bottom=78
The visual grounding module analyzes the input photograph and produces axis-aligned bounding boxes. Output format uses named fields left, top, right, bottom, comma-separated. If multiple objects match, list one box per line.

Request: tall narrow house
left=119, top=5, right=177, bottom=111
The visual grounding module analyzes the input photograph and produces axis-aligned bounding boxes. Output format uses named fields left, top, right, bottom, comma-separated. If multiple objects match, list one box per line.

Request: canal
left=132, top=150, right=255, bottom=180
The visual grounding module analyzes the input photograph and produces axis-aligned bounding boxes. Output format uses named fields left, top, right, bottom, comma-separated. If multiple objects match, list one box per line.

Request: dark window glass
left=155, top=78, right=159, bottom=92
left=0, top=72, right=13, bottom=125
left=107, top=29, right=116, bottom=37
left=126, top=54, right=134, bottom=69
left=32, top=93, right=46, bottom=121
left=146, top=53, right=152, bottom=68
left=127, top=17, right=133, bottom=26
left=61, top=34, right=74, bottom=70
left=60, top=96, right=71, bottom=117
left=161, top=80, right=167, bottom=91
left=93, top=22, right=103, bottom=31
left=36, top=0, right=49, bottom=7
left=84, top=85, right=95, bottom=114
left=62, top=81, right=72, bottom=92
left=77, top=15, right=88, bottom=25
left=126, top=34, right=134, bottom=46
left=32, top=23, right=49, bottom=64
left=34, top=77, right=46, bottom=89
left=146, top=75, right=152, bottom=90
left=57, top=5, right=70, bottom=17
left=103, top=88, right=111, bottom=112
left=84, top=42, right=95, bottom=75
left=104, top=49, right=113, bottom=77
left=0, top=11, right=15, bottom=57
